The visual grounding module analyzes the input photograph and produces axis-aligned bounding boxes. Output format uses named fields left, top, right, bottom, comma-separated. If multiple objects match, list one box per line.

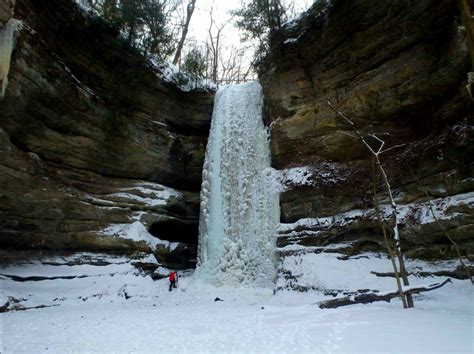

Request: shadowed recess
left=148, top=220, right=198, bottom=244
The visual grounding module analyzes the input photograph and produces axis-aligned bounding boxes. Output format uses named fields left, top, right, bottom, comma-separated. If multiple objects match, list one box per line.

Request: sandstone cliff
left=1, top=0, right=473, bottom=283
left=260, top=0, right=474, bottom=268
left=0, top=0, right=213, bottom=267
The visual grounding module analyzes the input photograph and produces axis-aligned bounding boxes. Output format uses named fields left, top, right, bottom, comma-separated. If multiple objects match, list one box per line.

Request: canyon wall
left=1, top=0, right=473, bottom=280
left=260, top=0, right=474, bottom=263
left=0, top=0, right=213, bottom=266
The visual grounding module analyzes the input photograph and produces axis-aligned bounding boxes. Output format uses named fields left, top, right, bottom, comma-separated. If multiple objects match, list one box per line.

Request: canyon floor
left=1, top=253, right=472, bottom=353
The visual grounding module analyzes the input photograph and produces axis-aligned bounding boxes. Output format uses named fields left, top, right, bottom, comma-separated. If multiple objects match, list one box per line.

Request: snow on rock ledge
left=107, top=182, right=183, bottom=209
left=84, top=181, right=184, bottom=211
left=280, top=192, right=474, bottom=236
left=99, top=221, right=182, bottom=252
left=100, top=221, right=163, bottom=249
left=274, top=162, right=348, bottom=192
left=277, top=192, right=474, bottom=261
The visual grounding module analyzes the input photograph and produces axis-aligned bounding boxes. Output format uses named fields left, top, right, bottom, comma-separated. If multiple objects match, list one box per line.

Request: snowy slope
left=1, top=261, right=472, bottom=353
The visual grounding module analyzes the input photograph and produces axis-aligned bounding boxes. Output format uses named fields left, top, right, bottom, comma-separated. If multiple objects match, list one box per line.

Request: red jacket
left=169, top=272, right=176, bottom=281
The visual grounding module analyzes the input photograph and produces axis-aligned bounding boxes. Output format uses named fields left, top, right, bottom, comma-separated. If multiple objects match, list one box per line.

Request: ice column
left=197, top=81, right=279, bottom=287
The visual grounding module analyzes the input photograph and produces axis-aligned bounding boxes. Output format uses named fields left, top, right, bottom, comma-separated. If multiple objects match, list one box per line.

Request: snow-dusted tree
left=372, top=159, right=409, bottom=308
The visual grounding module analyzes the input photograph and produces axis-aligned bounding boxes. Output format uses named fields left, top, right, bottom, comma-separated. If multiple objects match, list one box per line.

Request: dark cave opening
left=148, top=220, right=199, bottom=245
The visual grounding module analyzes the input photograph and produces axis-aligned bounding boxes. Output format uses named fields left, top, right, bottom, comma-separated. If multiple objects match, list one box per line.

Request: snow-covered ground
left=2, top=283, right=472, bottom=353
left=1, top=253, right=472, bottom=353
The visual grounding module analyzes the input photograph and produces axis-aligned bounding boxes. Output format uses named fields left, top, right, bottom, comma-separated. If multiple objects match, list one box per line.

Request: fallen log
left=371, top=266, right=474, bottom=280
left=0, top=273, right=89, bottom=282
left=317, top=278, right=452, bottom=309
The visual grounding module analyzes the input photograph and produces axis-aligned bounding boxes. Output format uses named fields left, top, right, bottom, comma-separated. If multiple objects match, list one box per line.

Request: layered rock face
left=260, top=0, right=474, bottom=264
left=0, top=0, right=213, bottom=266
left=0, top=0, right=15, bottom=26
left=1, top=0, right=473, bottom=288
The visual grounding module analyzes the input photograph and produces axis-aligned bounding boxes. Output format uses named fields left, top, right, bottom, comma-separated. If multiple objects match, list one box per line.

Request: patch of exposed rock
left=0, top=0, right=15, bottom=26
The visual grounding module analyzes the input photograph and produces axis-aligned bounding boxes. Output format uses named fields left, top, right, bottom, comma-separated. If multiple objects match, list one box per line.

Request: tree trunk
left=317, top=279, right=452, bottom=309
left=172, top=0, right=197, bottom=65
left=372, top=158, right=408, bottom=308
left=373, top=154, right=414, bottom=308
left=212, top=33, right=219, bottom=82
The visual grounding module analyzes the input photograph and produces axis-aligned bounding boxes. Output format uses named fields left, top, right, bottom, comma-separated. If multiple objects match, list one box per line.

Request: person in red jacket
left=168, top=271, right=177, bottom=291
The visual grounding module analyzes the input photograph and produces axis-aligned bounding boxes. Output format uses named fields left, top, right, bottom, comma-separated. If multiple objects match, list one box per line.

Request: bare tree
left=218, top=45, right=254, bottom=85
left=372, top=159, right=408, bottom=308
left=172, top=0, right=197, bottom=65
left=206, top=1, right=234, bottom=82
left=328, top=100, right=414, bottom=309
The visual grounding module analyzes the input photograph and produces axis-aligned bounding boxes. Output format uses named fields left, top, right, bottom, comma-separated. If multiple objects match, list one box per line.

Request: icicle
left=196, top=82, right=280, bottom=287
left=0, top=18, right=22, bottom=100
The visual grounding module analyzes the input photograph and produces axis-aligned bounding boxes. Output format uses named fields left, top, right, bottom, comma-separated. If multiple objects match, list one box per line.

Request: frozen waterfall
left=0, top=19, right=22, bottom=100
left=196, top=81, right=279, bottom=287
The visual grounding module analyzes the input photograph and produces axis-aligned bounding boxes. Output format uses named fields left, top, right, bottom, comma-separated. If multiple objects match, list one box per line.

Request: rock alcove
left=149, top=220, right=198, bottom=270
